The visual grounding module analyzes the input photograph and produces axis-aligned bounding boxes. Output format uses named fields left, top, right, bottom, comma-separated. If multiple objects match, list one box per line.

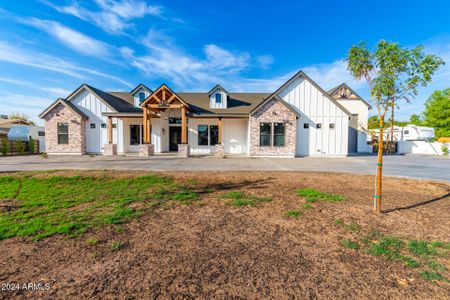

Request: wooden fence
left=0, top=139, right=40, bottom=156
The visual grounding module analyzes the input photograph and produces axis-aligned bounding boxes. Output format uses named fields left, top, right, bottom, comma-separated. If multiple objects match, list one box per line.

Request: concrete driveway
left=0, top=154, right=448, bottom=181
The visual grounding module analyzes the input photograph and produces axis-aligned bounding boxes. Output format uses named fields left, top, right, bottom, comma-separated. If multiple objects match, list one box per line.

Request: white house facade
left=39, top=71, right=372, bottom=157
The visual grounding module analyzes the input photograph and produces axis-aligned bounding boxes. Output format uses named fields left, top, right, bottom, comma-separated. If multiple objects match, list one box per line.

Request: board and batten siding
left=209, top=88, right=228, bottom=109
left=71, top=89, right=124, bottom=153
left=188, top=118, right=247, bottom=154
left=133, top=88, right=151, bottom=107
left=277, top=76, right=349, bottom=156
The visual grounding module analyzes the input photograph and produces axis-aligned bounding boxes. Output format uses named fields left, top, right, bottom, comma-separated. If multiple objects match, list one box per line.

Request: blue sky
left=1, top=0, right=450, bottom=125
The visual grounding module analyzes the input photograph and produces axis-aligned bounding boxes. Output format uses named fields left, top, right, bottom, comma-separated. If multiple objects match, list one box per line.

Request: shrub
left=40, top=152, right=48, bottom=158
left=442, top=144, right=449, bottom=156
left=16, top=140, right=25, bottom=154
left=29, top=138, right=35, bottom=153
left=1, top=139, right=8, bottom=156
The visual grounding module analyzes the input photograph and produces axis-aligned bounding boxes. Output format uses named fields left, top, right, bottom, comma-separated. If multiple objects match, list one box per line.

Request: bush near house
left=1, top=139, right=7, bottom=156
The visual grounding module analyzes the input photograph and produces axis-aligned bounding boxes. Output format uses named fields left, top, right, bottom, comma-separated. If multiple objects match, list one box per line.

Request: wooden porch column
left=218, top=118, right=222, bottom=144
left=181, top=106, right=187, bottom=144
left=147, top=111, right=152, bottom=144
left=143, top=107, right=148, bottom=143
left=107, top=116, right=113, bottom=144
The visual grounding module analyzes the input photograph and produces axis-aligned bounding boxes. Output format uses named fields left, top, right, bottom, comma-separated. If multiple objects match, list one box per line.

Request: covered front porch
left=102, top=85, right=248, bottom=157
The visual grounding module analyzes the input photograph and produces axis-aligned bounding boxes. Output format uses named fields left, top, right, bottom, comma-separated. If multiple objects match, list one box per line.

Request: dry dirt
left=0, top=171, right=449, bottom=300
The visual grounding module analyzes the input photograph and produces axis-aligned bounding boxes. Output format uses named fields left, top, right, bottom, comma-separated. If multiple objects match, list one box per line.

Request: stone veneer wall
left=249, top=98, right=297, bottom=156
left=43, top=103, right=86, bottom=154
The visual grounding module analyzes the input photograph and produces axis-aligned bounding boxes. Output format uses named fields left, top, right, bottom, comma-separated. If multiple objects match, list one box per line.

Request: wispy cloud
left=25, top=18, right=110, bottom=57
left=46, top=0, right=163, bottom=35
left=0, top=41, right=132, bottom=87
left=120, top=29, right=276, bottom=90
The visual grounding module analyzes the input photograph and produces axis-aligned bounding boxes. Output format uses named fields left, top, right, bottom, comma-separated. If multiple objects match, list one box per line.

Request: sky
left=1, top=0, right=450, bottom=125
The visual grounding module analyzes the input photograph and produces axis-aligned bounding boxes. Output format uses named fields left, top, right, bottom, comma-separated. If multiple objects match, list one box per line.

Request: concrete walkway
left=0, top=154, right=448, bottom=181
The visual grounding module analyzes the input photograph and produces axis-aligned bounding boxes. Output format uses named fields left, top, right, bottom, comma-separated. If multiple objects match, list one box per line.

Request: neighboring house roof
left=39, top=98, right=88, bottom=119
left=328, top=83, right=372, bottom=109
left=0, top=118, right=32, bottom=128
left=267, top=70, right=352, bottom=116
left=250, top=94, right=300, bottom=117
left=130, top=83, right=152, bottom=95
left=178, top=92, right=270, bottom=117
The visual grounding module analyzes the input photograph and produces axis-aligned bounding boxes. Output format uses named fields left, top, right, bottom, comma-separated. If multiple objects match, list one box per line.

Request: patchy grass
left=110, top=240, right=126, bottom=252
left=285, top=210, right=301, bottom=218
left=297, top=188, right=346, bottom=203
left=408, top=240, right=437, bottom=257
left=0, top=174, right=199, bottom=240
left=419, top=271, right=445, bottom=282
left=302, top=203, right=313, bottom=210
left=86, top=238, right=100, bottom=246
left=223, top=191, right=272, bottom=207
left=341, top=239, right=359, bottom=250
left=338, top=225, right=450, bottom=282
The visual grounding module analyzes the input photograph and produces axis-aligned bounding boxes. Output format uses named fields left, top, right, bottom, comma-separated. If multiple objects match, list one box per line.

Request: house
left=7, top=125, right=46, bottom=153
left=0, top=116, right=33, bottom=139
left=39, top=70, right=371, bottom=157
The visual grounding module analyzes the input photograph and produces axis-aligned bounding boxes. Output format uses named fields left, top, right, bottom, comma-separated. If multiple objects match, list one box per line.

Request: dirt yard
left=0, top=171, right=449, bottom=299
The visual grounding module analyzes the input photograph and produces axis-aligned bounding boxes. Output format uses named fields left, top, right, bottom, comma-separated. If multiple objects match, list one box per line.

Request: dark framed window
left=139, top=92, right=146, bottom=103
left=304, top=123, right=309, bottom=129
left=215, top=93, right=222, bottom=104
left=404, top=130, right=409, bottom=135
left=57, top=123, right=69, bottom=145
left=260, top=123, right=272, bottom=146
left=130, top=125, right=140, bottom=145
left=90, top=123, right=96, bottom=129
left=101, top=123, right=106, bottom=128
left=198, top=125, right=209, bottom=146
left=329, top=123, right=335, bottom=129
left=273, top=123, right=285, bottom=147
left=317, top=123, right=322, bottom=129
left=112, top=124, right=117, bottom=129
left=210, top=125, right=219, bottom=145
left=38, top=131, right=45, bottom=136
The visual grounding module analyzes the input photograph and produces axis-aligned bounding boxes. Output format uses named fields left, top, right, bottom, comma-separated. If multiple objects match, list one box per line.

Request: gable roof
left=327, top=83, right=372, bottom=109
left=39, top=98, right=88, bottom=119
left=66, top=84, right=142, bottom=113
left=130, top=83, right=152, bottom=95
left=207, top=84, right=230, bottom=95
left=250, top=94, right=300, bottom=117
left=268, top=70, right=352, bottom=116
left=178, top=92, right=269, bottom=117
left=141, top=83, right=190, bottom=108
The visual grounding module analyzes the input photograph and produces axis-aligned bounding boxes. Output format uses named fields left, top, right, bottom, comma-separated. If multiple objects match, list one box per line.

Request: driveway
left=0, top=154, right=448, bottom=181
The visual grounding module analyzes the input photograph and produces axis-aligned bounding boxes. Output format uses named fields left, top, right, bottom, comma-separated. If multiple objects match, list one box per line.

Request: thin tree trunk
left=389, top=99, right=395, bottom=154
left=374, top=115, right=385, bottom=213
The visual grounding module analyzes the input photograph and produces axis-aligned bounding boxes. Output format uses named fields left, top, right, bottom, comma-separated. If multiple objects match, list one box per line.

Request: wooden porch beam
left=148, top=104, right=184, bottom=109
left=107, top=116, right=113, bottom=144
left=218, top=118, right=222, bottom=144
left=181, top=106, right=187, bottom=144
left=143, top=107, right=148, bottom=143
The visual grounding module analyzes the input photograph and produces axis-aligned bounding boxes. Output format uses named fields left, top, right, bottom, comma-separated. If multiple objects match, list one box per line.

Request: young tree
left=423, top=88, right=450, bottom=138
left=347, top=40, right=443, bottom=212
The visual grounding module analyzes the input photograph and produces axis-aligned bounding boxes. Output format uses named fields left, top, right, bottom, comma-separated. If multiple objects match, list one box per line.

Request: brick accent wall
left=43, top=103, right=86, bottom=154
left=249, top=98, right=297, bottom=156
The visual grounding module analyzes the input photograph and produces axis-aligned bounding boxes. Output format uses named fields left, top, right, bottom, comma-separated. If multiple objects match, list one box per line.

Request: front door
left=169, top=127, right=182, bottom=151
